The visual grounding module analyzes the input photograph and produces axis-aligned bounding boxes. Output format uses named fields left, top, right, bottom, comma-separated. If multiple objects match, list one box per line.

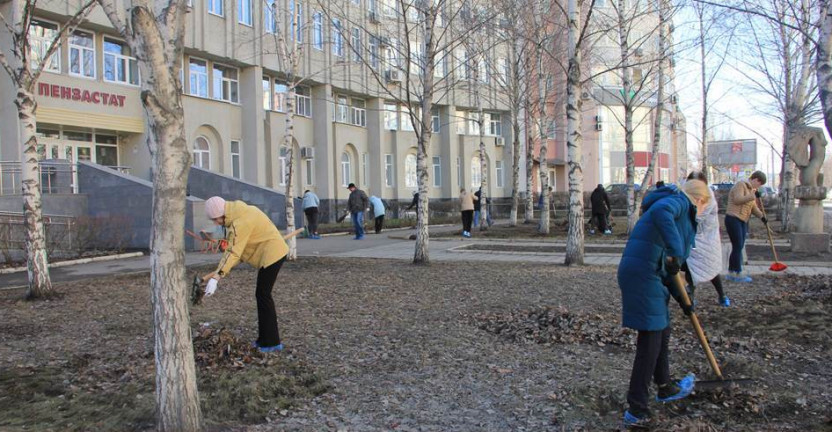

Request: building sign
left=37, top=83, right=126, bottom=107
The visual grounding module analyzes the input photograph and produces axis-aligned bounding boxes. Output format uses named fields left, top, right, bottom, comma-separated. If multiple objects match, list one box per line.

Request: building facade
left=0, top=0, right=514, bottom=217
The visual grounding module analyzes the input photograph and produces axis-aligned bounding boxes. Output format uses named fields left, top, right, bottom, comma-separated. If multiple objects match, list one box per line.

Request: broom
left=758, top=197, right=787, bottom=272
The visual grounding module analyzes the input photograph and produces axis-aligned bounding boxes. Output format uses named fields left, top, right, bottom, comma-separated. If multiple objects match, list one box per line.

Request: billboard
left=707, top=139, right=757, bottom=167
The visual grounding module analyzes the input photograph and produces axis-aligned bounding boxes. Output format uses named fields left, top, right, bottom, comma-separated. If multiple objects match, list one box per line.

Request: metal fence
left=0, top=211, right=77, bottom=263
left=0, top=160, right=131, bottom=196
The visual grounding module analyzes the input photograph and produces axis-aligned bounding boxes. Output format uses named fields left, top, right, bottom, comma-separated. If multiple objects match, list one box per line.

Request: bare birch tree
left=0, top=0, right=95, bottom=299
left=96, top=0, right=202, bottom=429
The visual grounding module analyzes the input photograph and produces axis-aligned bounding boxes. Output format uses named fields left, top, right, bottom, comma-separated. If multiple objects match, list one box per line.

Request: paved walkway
left=2, top=222, right=830, bottom=289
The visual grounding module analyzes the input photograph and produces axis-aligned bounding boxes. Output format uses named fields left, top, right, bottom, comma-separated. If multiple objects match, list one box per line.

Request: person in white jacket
left=682, top=171, right=730, bottom=307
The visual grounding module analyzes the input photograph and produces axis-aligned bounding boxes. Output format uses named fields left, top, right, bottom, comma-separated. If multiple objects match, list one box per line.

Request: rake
left=758, top=198, right=788, bottom=272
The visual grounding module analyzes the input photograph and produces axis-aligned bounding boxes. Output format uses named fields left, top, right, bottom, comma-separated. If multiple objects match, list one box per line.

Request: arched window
left=471, top=156, right=482, bottom=187
left=193, top=136, right=210, bottom=169
left=279, top=146, right=289, bottom=185
left=404, top=154, right=417, bottom=187
left=341, top=152, right=351, bottom=186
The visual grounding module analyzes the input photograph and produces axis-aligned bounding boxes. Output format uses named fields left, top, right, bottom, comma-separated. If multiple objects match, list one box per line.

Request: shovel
left=671, top=273, right=753, bottom=389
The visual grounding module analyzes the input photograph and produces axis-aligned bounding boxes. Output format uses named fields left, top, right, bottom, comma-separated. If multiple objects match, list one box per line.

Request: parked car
left=710, top=183, right=734, bottom=193
left=605, top=183, right=641, bottom=195
left=759, top=186, right=778, bottom=198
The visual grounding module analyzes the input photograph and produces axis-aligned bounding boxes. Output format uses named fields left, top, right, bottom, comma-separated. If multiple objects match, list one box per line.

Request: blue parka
left=618, top=185, right=698, bottom=331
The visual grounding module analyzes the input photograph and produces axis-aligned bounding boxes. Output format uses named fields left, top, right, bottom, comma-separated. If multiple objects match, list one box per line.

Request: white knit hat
left=205, top=196, right=226, bottom=219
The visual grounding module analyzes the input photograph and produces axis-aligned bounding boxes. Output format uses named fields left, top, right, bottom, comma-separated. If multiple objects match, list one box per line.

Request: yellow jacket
left=725, top=181, right=763, bottom=222
left=215, top=201, right=288, bottom=277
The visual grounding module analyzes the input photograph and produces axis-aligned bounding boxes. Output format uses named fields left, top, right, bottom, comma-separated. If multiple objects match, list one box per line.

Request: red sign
left=37, top=83, right=126, bottom=107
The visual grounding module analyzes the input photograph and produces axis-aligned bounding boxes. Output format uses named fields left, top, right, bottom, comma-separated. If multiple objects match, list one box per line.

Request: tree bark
left=97, top=2, right=202, bottom=430
left=510, top=104, right=521, bottom=227
left=537, top=55, right=550, bottom=234
left=524, top=101, right=536, bottom=223
left=284, top=85, right=297, bottom=259
left=565, top=0, right=585, bottom=266
left=16, top=88, right=52, bottom=299
left=819, top=0, right=832, bottom=140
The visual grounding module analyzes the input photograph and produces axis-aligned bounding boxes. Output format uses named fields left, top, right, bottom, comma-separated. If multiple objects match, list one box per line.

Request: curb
left=0, top=252, right=145, bottom=275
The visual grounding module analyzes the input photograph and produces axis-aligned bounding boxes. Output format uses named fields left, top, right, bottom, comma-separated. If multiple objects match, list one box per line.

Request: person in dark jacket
left=590, top=184, right=611, bottom=234
left=347, top=183, right=369, bottom=240
left=406, top=191, right=419, bottom=212
left=473, top=188, right=493, bottom=227
left=618, top=180, right=712, bottom=427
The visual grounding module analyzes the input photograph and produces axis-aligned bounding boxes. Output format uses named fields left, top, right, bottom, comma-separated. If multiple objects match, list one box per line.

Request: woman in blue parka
left=618, top=179, right=712, bottom=427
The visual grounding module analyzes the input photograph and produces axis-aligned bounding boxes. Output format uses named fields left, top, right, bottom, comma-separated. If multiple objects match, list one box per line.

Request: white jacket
left=687, top=188, right=723, bottom=284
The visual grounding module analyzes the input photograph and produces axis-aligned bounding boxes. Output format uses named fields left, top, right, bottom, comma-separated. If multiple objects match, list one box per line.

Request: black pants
left=461, top=210, right=474, bottom=232
left=304, top=207, right=318, bottom=235
left=682, top=263, right=726, bottom=300
left=255, top=257, right=285, bottom=348
left=627, top=327, right=672, bottom=416
left=374, top=215, right=384, bottom=233
left=592, top=212, right=607, bottom=232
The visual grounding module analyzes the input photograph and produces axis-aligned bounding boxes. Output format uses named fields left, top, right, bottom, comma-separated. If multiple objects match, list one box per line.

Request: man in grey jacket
left=347, top=183, right=369, bottom=239
left=302, top=190, right=320, bottom=239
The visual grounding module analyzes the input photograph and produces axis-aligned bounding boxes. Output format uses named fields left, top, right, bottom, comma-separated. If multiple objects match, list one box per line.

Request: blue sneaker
left=720, top=296, right=731, bottom=307
left=622, top=410, right=649, bottom=427
left=656, top=374, right=695, bottom=402
left=258, top=343, right=283, bottom=353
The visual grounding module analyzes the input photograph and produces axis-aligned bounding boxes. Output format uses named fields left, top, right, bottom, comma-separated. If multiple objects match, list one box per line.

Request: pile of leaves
left=475, top=306, right=635, bottom=348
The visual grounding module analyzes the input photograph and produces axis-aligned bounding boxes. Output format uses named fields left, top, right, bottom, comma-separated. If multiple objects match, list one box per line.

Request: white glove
left=205, top=278, right=218, bottom=297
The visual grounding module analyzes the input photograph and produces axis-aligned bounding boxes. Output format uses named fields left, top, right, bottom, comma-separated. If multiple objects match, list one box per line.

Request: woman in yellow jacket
left=202, top=196, right=289, bottom=353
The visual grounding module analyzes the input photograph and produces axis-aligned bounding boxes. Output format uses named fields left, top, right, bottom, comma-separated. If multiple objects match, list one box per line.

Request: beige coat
left=725, top=181, right=763, bottom=222
left=460, top=191, right=477, bottom=211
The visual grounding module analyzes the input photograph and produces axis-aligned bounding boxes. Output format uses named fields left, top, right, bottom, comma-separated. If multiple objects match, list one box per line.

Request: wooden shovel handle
left=672, top=273, right=724, bottom=380
left=283, top=227, right=305, bottom=240
left=757, top=199, right=781, bottom=263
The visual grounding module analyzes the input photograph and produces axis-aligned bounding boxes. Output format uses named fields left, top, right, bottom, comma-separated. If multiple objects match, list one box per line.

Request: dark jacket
left=348, top=188, right=369, bottom=214
left=406, top=193, right=419, bottom=210
left=590, top=186, right=610, bottom=214
left=617, top=185, right=697, bottom=331
left=474, top=190, right=483, bottom=211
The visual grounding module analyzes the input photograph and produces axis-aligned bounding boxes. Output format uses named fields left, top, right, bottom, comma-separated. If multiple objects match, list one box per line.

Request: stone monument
left=787, top=127, right=829, bottom=252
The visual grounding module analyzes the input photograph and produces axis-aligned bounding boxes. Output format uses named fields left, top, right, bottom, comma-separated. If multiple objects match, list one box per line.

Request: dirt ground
left=1, top=258, right=830, bottom=431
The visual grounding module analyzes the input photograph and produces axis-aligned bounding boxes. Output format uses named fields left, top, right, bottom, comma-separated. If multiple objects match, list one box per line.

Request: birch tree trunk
left=17, top=89, right=52, bottom=299
left=617, top=0, right=638, bottom=234
left=525, top=100, right=536, bottom=223
left=565, top=0, right=585, bottom=265
left=510, top=104, right=521, bottom=226
left=537, top=58, right=550, bottom=234
left=478, top=109, right=489, bottom=231
left=698, top=6, right=709, bottom=179
left=818, top=0, right=832, bottom=139
left=97, top=2, right=202, bottom=430
left=284, top=85, right=297, bottom=259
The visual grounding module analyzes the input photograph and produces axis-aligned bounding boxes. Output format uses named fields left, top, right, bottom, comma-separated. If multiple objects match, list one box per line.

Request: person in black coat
left=590, top=184, right=611, bottom=234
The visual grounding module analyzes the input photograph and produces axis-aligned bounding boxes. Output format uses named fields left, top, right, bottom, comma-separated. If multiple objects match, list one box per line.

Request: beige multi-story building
left=0, top=0, right=513, bottom=217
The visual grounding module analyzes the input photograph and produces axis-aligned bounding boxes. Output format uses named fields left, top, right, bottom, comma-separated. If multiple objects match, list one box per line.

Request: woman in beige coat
left=459, top=188, right=477, bottom=238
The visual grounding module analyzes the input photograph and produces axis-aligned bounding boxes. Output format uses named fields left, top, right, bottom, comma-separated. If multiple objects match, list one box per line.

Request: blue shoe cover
left=623, top=410, right=648, bottom=427
left=258, top=343, right=284, bottom=353
left=657, top=374, right=695, bottom=402
left=720, top=297, right=731, bottom=307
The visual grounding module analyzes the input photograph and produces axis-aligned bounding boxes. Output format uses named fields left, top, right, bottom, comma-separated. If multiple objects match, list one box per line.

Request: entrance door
left=46, top=142, right=92, bottom=193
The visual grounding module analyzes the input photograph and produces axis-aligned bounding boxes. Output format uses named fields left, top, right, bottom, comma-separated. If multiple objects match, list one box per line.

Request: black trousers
left=627, top=326, right=671, bottom=416
left=592, top=212, right=608, bottom=232
left=461, top=210, right=474, bottom=232
left=374, top=215, right=385, bottom=233
left=255, top=257, right=285, bottom=347
left=304, top=207, right=319, bottom=235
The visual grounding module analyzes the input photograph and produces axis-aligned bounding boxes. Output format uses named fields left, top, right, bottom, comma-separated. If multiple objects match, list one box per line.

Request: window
left=341, top=152, right=352, bottom=186
left=405, top=154, right=417, bottom=187
left=546, top=119, right=556, bottom=139
left=231, top=140, right=241, bottom=178
left=434, top=51, right=446, bottom=78
left=188, top=58, right=208, bottom=97
left=498, top=57, right=508, bottom=84
left=335, top=95, right=349, bottom=123
left=313, top=12, right=323, bottom=50
left=362, top=153, right=369, bottom=185
left=456, top=157, right=461, bottom=186
left=262, top=78, right=272, bottom=110
left=496, top=161, right=504, bottom=187
left=385, top=154, right=394, bottom=186
left=384, top=103, right=398, bottom=130
left=104, top=38, right=139, bottom=85
left=351, top=99, right=367, bottom=127
left=401, top=106, right=415, bottom=131
left=274, top=81, right=287, bottom=111
left=431, top=109, right=440, bottom=133
left=471, top=156, right=482, bottom=187
left=208, top=0, right=223, bottom=15
left=351, top=28, right=362, bottom=63
left=488, top=113, right=502, bottom=136
left=305, top=158, right=314, bottom=185
left=69, top=31, right=95, bottom=78
left=456, top=110, right=466, bottom=135
left=290, top=0, right=303, bottom=42
left=455, top=49, right=468, bottom=80
left=238, top=0, right=253, bottom=25
left=295, top=86, right=312, bottom=116
left=352, top=0, right=360, bottom=5
left=193, top=137, right=211, bottom=169
left=368, top=0, right=377, bottom=14
left=332, top=19, right=344, bottom=57
left=369, top=35, right=379, bottom=69
left=468, top=112, right=481, bottom=136
left=279, top=146, right=289, bottom=185
left=264, top=0, right=276, bottom=33
left=478, top=55, right=489, bottom=84
left=212, top=64, right=239, bottom=103
left=432, top=156, right=441, bottom=187
left=29, top=19, right=60, bottom=72
left=382, top=0, right=396, bottom=17
left=385, top=39, right=400, bottom=72
left=95, top=133, right=119, bottom=167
